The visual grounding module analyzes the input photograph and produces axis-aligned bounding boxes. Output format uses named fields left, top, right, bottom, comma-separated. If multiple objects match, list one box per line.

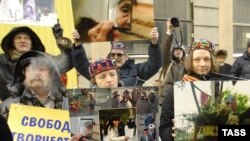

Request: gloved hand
left=52, top=20, right=63, bottom=39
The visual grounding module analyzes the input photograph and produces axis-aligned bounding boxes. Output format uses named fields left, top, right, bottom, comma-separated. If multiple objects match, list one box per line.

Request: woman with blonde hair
left=159, top=39, right=221, bottom=141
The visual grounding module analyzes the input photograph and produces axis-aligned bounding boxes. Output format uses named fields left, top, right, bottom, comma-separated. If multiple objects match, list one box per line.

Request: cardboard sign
left=8, top=104, right=70, bottom=141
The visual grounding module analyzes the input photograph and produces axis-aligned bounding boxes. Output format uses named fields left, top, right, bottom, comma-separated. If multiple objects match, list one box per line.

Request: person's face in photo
left=83, top=124, right=93, bottom=137
left=112, top=119, right=120, bottom=126
left=13, top=32, right=32, bottom=54
left=24, top=64, right=51, bottom=91
left=25, top=6, right=33, bottom=14
left=192, top=49, right=212, bottom=75
left=94, top=69, right=118, bottom=88
left=110, top=49, right=127, bottom=68
left=143, top=130, right=149, bottom=136
left=115, top=0, right=132, bottom=28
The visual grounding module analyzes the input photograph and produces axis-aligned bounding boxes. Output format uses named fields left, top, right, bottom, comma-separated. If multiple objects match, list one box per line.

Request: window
left=233, top=0, right=250, bottom=53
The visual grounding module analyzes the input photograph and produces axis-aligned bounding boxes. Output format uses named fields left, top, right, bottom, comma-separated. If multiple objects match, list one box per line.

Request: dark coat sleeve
left=136, top=42, right=162, bottom=80
left=49, top=37, right=74, bottom=74
left=0, top=115, right=13, bottom=141
left=161, top=34, right=173, bottom=78
left=230, top=57, right=242, bottom=78
left=159, top=85, right=174, bottom=141
left=71, top=44, right=91, bottom=80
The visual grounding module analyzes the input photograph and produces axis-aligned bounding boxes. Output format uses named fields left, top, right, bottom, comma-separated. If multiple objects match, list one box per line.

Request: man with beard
left=215, top=49, right=232, bottom=80
left=0, top=51, right=69, bottom=119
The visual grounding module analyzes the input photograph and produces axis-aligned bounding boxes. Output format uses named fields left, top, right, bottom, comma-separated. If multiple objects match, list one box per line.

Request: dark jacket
left=140, top=134, right=154, bottom=141
left=231, top=51, right=250, bottom=79
left=0, top=88, right=69, bottom=120
left=159, top=72, right=220, bottom=141
left=0, top=115, right=13, bottom=141
left=71, top=44, right=91, bottom=80
left=0, top=33, right=73, bottom=101
left=159, top=34, right=184, bottom=105
left=218, top=63, right=232, bottom=80
left=73, top=43, right=161, bottom=86
left=118, top=43, right=161, bottom=86
left=0, top=51, right=69, bottom=120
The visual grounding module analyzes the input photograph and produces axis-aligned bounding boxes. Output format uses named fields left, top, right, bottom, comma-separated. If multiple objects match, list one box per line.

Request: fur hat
left=1, top=26, right=45, bottom=60
left=89, top=59, right=117, bottom=78
left=215, top=49, right=228, bottom=57
left=189, top=39, right=215, bottom=54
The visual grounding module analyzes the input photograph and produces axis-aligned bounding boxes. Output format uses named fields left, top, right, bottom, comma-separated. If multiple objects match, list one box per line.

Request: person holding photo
left=159, top=39, right=221, bottom=141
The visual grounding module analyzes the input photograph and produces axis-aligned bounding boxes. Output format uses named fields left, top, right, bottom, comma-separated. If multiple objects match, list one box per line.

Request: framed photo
left=79, top=118, right=94, bottom=139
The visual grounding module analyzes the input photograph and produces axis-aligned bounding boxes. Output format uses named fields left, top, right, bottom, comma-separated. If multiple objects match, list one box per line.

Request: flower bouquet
left=69, top=99, right=82, bottom=112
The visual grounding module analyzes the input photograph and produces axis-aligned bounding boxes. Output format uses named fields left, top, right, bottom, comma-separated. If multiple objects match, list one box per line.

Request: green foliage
left=222, top=89, right=249, bottom=113
left=184, top=89, right=249, bottom=125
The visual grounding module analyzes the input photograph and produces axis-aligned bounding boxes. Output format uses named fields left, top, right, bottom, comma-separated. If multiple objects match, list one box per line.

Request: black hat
left=215, top=49, right=228, bottom=57
left=1, top=26, right=45, bottom=60
left=11, top=51, right=49, bottom=85
left=11, top=51, right=66, bottom=96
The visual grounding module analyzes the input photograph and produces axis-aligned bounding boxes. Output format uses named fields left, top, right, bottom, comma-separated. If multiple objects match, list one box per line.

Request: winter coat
left=0, top=88, right=69, bottom=120
left=73, top=43, right=161, bottom=86
left=159, top=34, right=184, bottom=104
left=231, top=51, right=250, bottom=79
left=71, top=44, right=91, bottom=80
left=0, top=115, right=13, bottom=141
left=0, top=51, right=69, bottom=120
left=218, top=63, right=232, bottom=80
left=159, top=72, right=221, bottom=141
left=118, top=43, right=161, bottom=86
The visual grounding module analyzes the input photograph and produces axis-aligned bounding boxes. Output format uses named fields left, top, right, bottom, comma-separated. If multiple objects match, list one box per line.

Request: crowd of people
left=1, top=2, right=250, bottom=141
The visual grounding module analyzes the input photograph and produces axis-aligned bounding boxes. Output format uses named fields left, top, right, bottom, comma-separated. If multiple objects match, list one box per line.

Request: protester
left=0, top=51, right=69, bottom=119
left=159, top=39, right=220, bottom=141
left=215, top=49, right=232, bottom=80
left=89, top=58, right=120, bottom=88
left=159, top=19, right=186, bottom=103
left=108, top=27, right=161, bottom=86
left=73, top=27, right=161, bottom=86
left=231, top=41, right=250, bottom=79
left=0, top=26, right=73, bottom=101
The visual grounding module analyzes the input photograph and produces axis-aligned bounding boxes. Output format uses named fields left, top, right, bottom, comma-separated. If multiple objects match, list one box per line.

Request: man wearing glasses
left=108, top=27, right=161, bottom=86
left=72, top=27, right=161, bottom=87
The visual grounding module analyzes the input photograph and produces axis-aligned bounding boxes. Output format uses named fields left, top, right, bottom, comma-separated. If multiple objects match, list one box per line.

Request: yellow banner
left=8, top=104, right=70, bottom=141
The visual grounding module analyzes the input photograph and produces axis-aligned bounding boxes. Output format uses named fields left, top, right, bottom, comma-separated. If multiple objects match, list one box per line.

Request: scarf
left=182, top=74, right=199, bottom=81
left=10, top=50, right=22, bottom=61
